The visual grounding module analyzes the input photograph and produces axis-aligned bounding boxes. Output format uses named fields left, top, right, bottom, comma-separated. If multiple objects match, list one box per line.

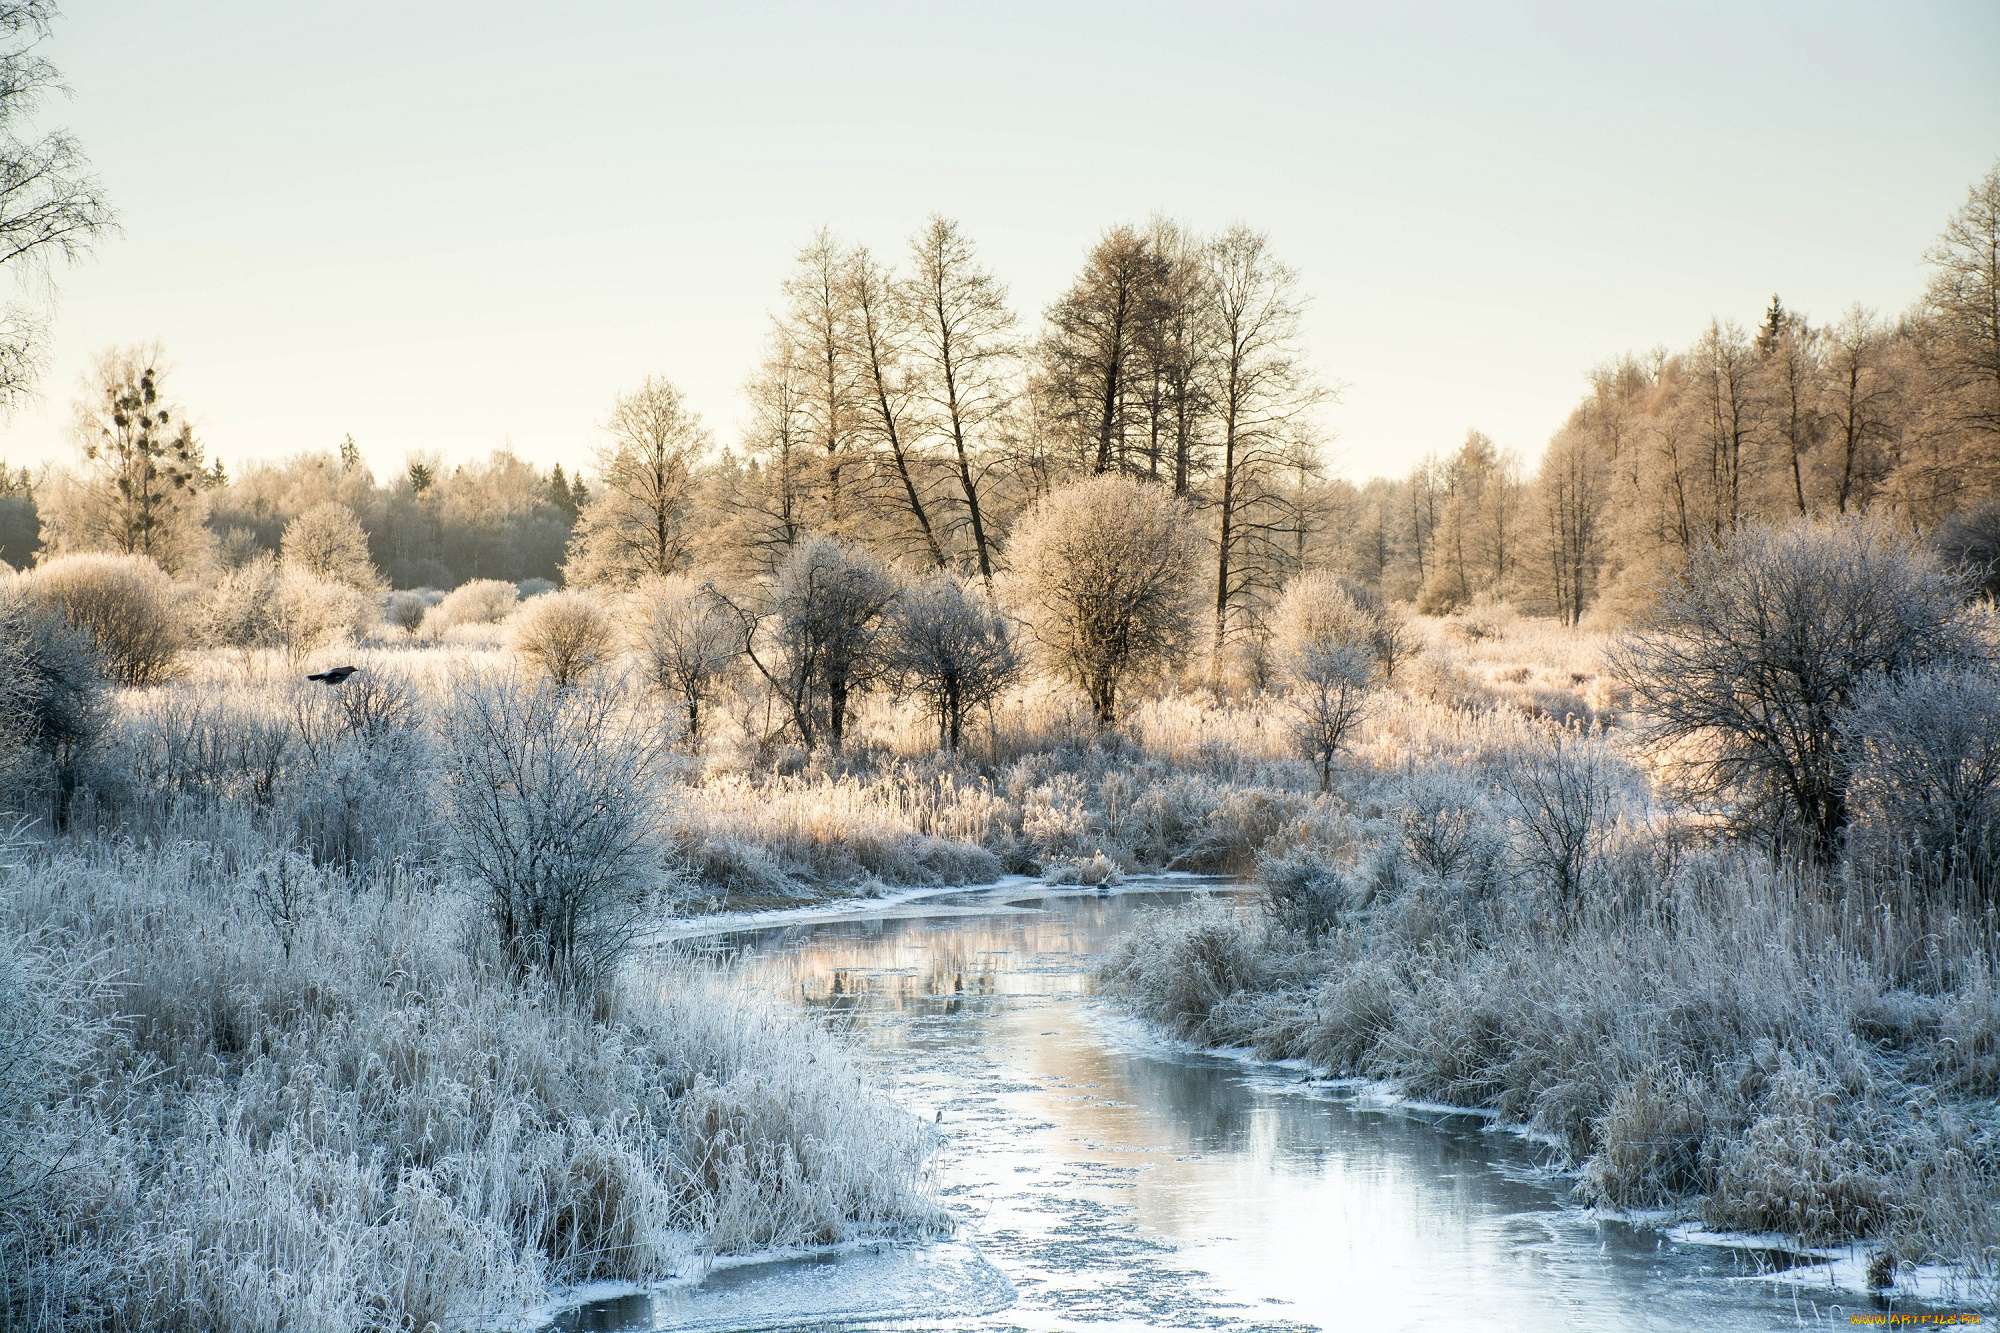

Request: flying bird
left=307, top=665, right=360, bottom=685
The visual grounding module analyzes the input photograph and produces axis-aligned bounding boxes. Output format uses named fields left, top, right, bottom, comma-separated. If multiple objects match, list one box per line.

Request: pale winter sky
left=3, top=2, right=1997, bottom=483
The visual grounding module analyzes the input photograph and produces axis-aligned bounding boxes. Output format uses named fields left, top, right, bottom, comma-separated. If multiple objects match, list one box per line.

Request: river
left=556, top=879, right=1900, bottom=1332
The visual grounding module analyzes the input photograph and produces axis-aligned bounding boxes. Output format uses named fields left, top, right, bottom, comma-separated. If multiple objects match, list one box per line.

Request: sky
left=2, top=1, right=1996, bottom=484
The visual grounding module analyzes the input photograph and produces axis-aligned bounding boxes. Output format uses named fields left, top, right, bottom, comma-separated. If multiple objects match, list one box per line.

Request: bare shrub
left=1934, top=499, right=2000, bottom=602
left=513, top=589, right=615, bottom=687
left=1843, top=664, right=2000, bottom=897
left=437, top=676, right=671, bottom=990
left=1396, top=769, right=1500, bottom=885
left=1506, top=734, right=1616, bottom=912
left=629, top=573, right=738, bottom=745
left=1005, top=474, right=1201, bottom=726
left=421, top=578, right=519, bottom=637
left=24, top=552, right=186, bottom=684
left=1258, top=845, right=1351, bottom=939
left=1610, top=517, right=1980, bottom=864
left=884, top=573, right=1020, bottom=752
left=203, top=551, right=287, bottom=662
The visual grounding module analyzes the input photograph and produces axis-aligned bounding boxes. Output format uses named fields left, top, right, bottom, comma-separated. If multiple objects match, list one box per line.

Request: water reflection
left=599, top=884, right=1911, bottom=1331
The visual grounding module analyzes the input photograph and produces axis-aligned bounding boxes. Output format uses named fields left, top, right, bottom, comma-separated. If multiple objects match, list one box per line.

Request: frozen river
left=556, top=880, right=1898, bottom=1332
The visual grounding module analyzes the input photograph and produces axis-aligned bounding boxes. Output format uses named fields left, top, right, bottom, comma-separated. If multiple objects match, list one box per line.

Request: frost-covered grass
left=1099, top=617, right=2000, bottom=1308
left=0, top=834, right=942, bottom=1332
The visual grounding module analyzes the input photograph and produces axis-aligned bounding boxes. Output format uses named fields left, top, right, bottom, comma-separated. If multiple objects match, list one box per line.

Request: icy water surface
left=566, top=880, right=1915, bottom=1332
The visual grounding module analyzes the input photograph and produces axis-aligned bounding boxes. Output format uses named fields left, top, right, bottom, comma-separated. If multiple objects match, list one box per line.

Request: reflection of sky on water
left=592, top=885, right=1909, bottom=1331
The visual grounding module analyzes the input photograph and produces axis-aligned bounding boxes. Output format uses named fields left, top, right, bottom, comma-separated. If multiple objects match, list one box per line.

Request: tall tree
left=563, top=376, right=709, bottom=587
left=905, top=215, right=1016, bottom=586
left=781, top=229, right=862, bottom=532
left=0, top=0, right=115, bottom=408
left=1201, top=225, right=1320, bottom=687
left=1821, top=306, right=1894, bottom=514
left=61, top=346, right=207, bottom=570
left=841, top=243, right=946, bottom=568
left=1041, top=226, right=1162, bottom=475
left=1926, top=162, right=2000, bottom=443
left=1755, top=302, right=1823, bottom=516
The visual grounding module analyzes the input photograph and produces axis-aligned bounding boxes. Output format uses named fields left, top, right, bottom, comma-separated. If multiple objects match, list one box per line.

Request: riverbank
left=1100, top=854, right=2000, bottom=1309
left=0, top=833, right=945, bottom=1332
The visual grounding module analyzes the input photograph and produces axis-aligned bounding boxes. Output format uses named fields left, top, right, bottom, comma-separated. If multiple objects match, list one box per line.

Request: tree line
left=8, top=165, right=1998, bottom=674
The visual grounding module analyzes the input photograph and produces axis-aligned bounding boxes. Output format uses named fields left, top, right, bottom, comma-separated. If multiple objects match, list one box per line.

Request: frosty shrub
left=280, top=501, right=384, bottom=590
left=203, top=551, right=287, bottom=661
left=741, top=536, right=897, bottom=754
left=421, top=577, right=519, bottom=637
left=1005, top=474, right=1201, bottom=726
left=1843, top=664, right=2000, bottom=897
left=1611, top=517, right=1980, bottom=864
left=0, top=588, right=103, bottom=812
left=513, top=589, right=615, bottom=687
left=1934, top=498, right=2000, bottom=601
left=271, top=568, right=373, bottom=664
left=629, top=573, right=739, bottom=745
left=1271, top=573, right=1380, bottom=791
left=23, top=552, right=186, bottom=684
left=437, top=676, right=671, bottom=990
left=382, top=587, right=438, bottom=634
left=1505, top=734, right=1616, bottom=913
left=884, top=573, right=1020, bottom=752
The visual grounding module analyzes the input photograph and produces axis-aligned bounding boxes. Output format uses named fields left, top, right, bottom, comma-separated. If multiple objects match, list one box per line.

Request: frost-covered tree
left=629, top=573, right=739, bottom=745
left=1006, top=474, right=1200, bottom=726
left=281, top=501, right=382, bottom=590
left=1611, top=517, right=1980, bottom=865
left=737, top=536, right=897, bottom=754
left=884, top=573, right=1020, bottom=751
left=23, top=551, right=185, bottom=684
left=564, top=376, right=709, bottom=588
left=1270, top=572, right=1378, bottom=790
left=513, top=590, right=614, bottom=688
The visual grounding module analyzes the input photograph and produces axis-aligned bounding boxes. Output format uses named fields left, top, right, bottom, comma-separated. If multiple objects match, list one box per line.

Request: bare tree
left=782, top=229, right=863, bottom=532
left=1201, top=226, right=1323, bottom=689
left=1610, top=517, right=1979, bottom=865
left=905, top=215, right=1016, bottom=586
left=1506, top=735, right=1615, bottom=913
left=0, top=1, right=117, bottom=407
left=564, top=376, right=710, bottom=587
left=629, top=573, right=738, bottom=746
left=884, top=573, right=1020, bottom=751
left=1754, top=300, right=1823, bottom=517
left=1843, top=664, right=2000, bottom=898
left=842, top=243, right=946, bottom=567
left=1924, top=161, right=2000, bottom=450
left=1536, top=423, right=1599, bottom=626
left=1041, top=226, right=1162, bottom=475
left=730, top=535, right=896, bottom=754
left=1821, top=306, right=1894, bottom=515
left=437, top=675, right=670, bottom=992
left=1005, top=474, right=1200, bottom=726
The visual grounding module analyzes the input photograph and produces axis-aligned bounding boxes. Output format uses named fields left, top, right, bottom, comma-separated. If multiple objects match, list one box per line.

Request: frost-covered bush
left=437, top=676, right=671, bottom=990
left=383, top=587, right=440, bottom=634
left=24, top=551, right=187, bottom=684
left=280, top=501, right=384, bottom=591
left=0, top=587, right=104, bottom=813
left=420, top=578, right=519, bottom=638
left=512, top=589, right=615, bottom=688
left=884, top=573, right=1020, bottom=753
left=1504, top=733, right=1617, bottom=912
left=1843, top=664, right=2000, bottom=898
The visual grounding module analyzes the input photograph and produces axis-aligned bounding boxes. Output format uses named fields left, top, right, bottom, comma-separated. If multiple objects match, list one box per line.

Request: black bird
left=307, top=665, right=360, bottom=685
